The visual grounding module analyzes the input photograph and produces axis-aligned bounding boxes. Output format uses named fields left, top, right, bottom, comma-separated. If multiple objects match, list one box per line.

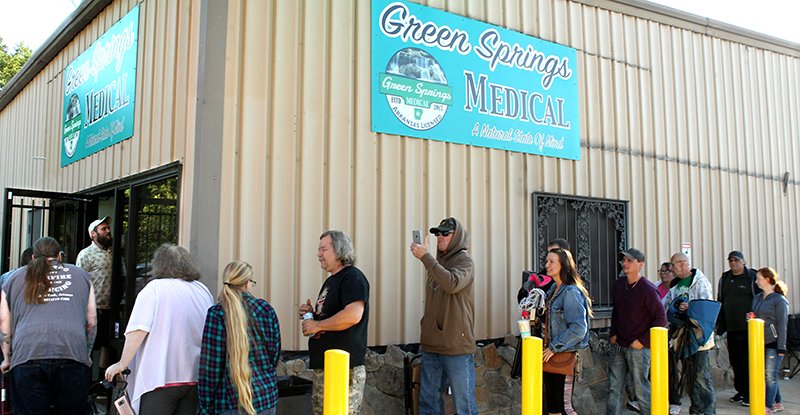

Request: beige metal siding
left=0, top=0, right=201, bottom=244
left=219, top=0, right=800, bottom=350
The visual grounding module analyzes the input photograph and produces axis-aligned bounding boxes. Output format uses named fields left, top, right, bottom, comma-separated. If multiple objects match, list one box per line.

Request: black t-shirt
left=308, top=266, right=370, bottom=369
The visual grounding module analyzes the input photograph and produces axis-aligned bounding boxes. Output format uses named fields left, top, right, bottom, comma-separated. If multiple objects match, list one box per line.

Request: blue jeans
left=765, top=348, right=784, bottom=407
left=687, top=350, right=715, bottom=415
left=606, top=345, right=650, bottom=415
left=11, top=358, right=90, bottom=415
left=419, top=352, right=478, bottom=415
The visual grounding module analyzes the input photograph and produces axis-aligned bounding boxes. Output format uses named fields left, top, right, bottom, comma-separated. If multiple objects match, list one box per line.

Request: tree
left=0, top=37, right=33, bottom=90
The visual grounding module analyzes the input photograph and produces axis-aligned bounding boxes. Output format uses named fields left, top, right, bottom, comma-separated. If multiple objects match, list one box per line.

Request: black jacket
left=716, top=267, right=761, bottom=335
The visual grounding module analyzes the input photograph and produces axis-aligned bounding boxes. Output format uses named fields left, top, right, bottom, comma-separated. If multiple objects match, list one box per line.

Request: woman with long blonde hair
left=199, top=261, right=281, bottom=415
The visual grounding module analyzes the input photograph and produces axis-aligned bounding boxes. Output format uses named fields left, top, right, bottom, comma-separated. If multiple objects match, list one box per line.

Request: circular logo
left=381, top=48, right=452, bottom=131
left=63, top=93, right=82, bottom=158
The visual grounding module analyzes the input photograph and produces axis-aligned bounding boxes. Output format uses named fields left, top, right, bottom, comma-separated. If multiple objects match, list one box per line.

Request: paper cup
left=518, top=319, right=531, bottom=338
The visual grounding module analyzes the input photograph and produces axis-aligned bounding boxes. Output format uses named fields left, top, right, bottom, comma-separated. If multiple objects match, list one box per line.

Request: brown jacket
left=419, top=218, right=476, bottom=355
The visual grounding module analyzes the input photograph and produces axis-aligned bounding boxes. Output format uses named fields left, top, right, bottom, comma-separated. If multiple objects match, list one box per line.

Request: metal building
left=0, top=0, right=798, bottom=350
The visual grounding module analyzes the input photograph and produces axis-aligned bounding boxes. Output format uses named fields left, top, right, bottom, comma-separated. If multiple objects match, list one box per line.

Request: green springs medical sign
left=372, top=0, right=580, bottom=160
left=62, top=5, right=138, bottom=166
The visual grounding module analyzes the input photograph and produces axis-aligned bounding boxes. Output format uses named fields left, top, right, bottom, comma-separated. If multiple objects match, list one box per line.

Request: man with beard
left=77, top=216, right=114, bottom=369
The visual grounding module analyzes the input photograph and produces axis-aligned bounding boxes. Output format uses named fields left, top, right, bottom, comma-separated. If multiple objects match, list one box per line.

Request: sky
left=649, top=0, right=800, bottom=44
left=0, top=0, right=798, bottom=52
left=0, top=0, right=79, bottom=51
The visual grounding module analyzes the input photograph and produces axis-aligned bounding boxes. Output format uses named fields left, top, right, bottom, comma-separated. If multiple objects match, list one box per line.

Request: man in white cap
left=76, top=216, right=114, bottom=367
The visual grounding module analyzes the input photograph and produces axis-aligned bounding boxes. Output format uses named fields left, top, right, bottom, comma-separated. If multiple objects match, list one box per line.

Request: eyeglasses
left=433, top=231, right=452, bottom=237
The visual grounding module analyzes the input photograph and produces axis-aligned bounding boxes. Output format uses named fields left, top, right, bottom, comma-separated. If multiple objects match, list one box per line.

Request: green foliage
left=0, top=37, right=33, bottom=90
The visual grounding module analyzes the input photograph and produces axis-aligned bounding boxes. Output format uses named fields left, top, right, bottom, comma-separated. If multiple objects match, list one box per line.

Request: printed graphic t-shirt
left=308, top=266, right=370, bottom=369
left=2, top=262, right=92, bottom=369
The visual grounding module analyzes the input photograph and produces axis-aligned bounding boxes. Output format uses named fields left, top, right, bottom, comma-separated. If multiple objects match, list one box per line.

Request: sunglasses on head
left=433, top=231, right=452, bottom=237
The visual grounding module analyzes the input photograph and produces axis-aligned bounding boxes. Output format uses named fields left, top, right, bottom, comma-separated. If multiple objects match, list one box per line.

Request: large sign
left=61, top=5, right=139, bottom=166
left=372, top=0, right=580, bottom=160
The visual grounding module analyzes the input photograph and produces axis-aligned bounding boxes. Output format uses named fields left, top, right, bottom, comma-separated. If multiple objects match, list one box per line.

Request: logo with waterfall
left=63, top=93, right=82, bottom=158
left=379, top=48, right=452, bottom=130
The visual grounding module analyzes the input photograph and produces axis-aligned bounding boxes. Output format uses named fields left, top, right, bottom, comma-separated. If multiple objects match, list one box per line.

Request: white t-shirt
left=125, top=278, right=214, bottom=412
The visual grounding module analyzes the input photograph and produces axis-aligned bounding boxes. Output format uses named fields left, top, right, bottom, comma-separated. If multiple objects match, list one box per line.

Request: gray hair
left=670, top=252, right=691, bottom=267
left=150, top=243, right=201, bottom=281
left=320, top=230, right=355, bottom=266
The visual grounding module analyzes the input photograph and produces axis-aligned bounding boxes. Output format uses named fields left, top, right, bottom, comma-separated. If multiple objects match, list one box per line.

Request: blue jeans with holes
left=687, top=350, right=715, bottom=415
left=11, top=358, right=90, bottom=415
left=765, top=348, right=784, bottom=408
left=606, top=345, right=650, bottom=415
left=419, top=352, right=478, bottom=415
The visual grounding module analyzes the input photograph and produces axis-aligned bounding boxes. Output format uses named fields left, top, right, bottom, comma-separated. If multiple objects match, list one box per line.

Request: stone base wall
left=280, top=333, right=734, bottom=415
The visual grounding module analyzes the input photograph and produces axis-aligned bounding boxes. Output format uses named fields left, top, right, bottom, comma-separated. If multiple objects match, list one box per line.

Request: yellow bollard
left=748, top=318, right=765, bottom=415
left=521, top=336, right=543, bottom=415
left=650, top=327, right=668, bottom=415
left=324, top=349, right=350, bottom=415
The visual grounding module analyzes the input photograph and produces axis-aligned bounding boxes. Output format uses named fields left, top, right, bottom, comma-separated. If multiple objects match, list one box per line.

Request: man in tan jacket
left=410, top=217, right=477, bottom=415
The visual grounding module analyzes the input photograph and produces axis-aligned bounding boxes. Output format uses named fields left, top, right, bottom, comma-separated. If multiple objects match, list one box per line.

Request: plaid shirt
left=199, top=293, right=281, bottom=414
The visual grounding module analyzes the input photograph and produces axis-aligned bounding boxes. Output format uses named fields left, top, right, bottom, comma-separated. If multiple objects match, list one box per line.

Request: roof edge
left=0, top=0, right=114, bottom=112
left=579, top=0, right=800, bottom=56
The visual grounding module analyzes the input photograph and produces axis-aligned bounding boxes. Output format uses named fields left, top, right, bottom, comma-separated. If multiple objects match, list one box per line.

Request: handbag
left=542, top=350, right=576, bottom=375
left=542, top=293, right=576, bottom=375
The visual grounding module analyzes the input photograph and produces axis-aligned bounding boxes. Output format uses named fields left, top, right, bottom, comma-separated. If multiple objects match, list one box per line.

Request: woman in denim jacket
left=543, top=248, right=593, bottom=415
left=751, top=267, right=789, bottom=414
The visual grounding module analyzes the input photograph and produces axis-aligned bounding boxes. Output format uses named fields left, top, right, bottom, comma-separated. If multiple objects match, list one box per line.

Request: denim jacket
left=546, top=284, right=590, bottom=352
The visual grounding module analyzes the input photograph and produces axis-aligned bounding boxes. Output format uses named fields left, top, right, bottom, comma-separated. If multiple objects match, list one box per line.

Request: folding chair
left=784, top=314, right=800, bottom=379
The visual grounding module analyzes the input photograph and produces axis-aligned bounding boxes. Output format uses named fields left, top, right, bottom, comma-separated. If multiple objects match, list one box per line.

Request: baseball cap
left=619, top=248, right=645, bottom=262
left=88, top=216, right=112, bottom=236
left=728, top=250, right=745, bottom=261
left=429, top=217, right=456, bottom=235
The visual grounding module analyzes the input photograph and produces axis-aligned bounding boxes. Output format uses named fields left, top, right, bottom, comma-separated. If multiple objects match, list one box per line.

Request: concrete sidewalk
left=706, top=378, right=799, bottom=414
left=648, top=377, right=800, bottom=414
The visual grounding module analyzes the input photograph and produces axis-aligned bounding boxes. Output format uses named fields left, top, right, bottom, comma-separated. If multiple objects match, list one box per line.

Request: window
left=533, top=193, right=628, bottom=315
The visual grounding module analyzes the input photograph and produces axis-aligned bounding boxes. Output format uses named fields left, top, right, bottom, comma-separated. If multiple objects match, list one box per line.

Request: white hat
left=88, top=216, right=112, bottom=236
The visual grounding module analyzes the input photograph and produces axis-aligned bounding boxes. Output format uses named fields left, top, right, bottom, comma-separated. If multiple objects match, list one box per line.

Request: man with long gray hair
left=299, top=230, right=370, bottom=415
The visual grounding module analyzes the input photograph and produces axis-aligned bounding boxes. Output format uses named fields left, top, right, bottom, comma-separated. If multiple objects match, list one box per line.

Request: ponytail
left=220, top=261, right=256, bottom=415
left=757, top=267, right=788, bottom=296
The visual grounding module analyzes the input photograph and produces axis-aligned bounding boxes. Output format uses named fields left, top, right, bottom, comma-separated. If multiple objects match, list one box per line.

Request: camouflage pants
left=311, top=365, right=366, bottom=415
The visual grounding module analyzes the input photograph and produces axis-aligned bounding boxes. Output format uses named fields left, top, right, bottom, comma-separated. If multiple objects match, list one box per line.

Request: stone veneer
left=280, top=332, right=734, bottom=414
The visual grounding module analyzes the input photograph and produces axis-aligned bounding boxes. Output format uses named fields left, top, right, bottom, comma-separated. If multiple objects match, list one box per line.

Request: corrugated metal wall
left=217, top=0, right=800, bottom=350
left=0, top=0, right=201, bottom=244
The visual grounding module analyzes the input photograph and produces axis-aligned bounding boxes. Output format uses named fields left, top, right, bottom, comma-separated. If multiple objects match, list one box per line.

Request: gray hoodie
left=751, top=292, right=789, bottom=351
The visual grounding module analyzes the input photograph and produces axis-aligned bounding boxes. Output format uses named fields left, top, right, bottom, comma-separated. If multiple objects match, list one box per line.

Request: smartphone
left=115, top=395, right=137, bottom=415
left=412, top=229, right=422, bottom=245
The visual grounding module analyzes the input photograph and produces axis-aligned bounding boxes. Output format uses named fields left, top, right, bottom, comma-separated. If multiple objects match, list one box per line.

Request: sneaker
left=766, top=408, right=773, bottom=415
left=729, top=393, right=744, bottom=403
left=741, top=399, right=750, bottom=407
left=669, top=404, right=681, bottom=415
left=626, top=401, right=640, bottom=413
left=772, top=403, right=785, bottom=413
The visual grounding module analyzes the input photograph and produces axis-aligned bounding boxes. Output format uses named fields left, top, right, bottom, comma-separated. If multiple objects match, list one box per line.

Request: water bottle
left=302, top=312, right=314, bottom=337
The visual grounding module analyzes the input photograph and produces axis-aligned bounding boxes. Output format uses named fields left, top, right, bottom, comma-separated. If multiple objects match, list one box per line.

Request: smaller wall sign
left=681, top=242, right=692, bottom=265
left=61, top=5, right=139, bottom=166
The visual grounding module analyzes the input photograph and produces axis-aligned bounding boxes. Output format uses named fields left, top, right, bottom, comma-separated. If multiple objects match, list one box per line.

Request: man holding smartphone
left=410, top=217, right=477, bottom=415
